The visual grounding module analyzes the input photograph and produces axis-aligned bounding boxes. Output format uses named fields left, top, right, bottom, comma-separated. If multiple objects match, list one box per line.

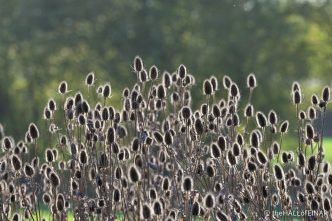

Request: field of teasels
left=0, top=56, right=331, bottom=221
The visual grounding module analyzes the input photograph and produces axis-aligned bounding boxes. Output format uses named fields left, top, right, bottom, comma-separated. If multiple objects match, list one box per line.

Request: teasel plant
left=0, top=56, right=331, bottom=221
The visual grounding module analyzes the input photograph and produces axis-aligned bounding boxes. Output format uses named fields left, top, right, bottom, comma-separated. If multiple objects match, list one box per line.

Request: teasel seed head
left=58, top=81, right=68, bottom=94
left=305, top=123, right=314, bottom=140
left=178, top=64, right=187, bottom=79
left=292, top=90, right=302, bottom=104
left=149, top=65, right=159, bottom=80
left=215, top=210, right=230, bottom=221
left=128, top=165, right=141, bottom=183
left=182, top=176, right=193, bottom=192
left=85, top=72, right=95, bottom=86
left=102, top=83, right=111, bottom=98
left=203, top=79, right=213, bottom=95
left=322, top=86, right=330, bottom=102
left=308, top=155, right=316, bottom=171
left=255, top=111, right=267, bottom=128
left=279, top=120, right=289, bottom=134
left=49, top=171, right=60, bottom=187
left=11, top=154, right=22, bottom=171
left=307, top=106, right=316, bottom=120
left=273, top=164, right=284, bottom=180
left=217, top=136, right=227, bottom=152
left=141, top=203, right=152, bottom=220
left=151, top=200, right=162, bottom=216
left=250, top=131, right=260, bottom=148
left=222, top=75, right=232, bottom=89
left=268, top=110, right=278, bottom=125
left=227, top=150, right=237, bottom=166
left=292, top=81, right=301, bottom=92
left=311, top=94, right=318, bottom=106
left=24, top=163, right=34, bottom=177
left=210, top=143, right=221, bottom=158
left=134, top=56, right=143, bottom=72
left=56, top=193, right=65, bottom=211
left=230, top=83, right=239, bottom=98
left=79, top=149, right=88, bottom=165
left=247, top=73, right=257, bottom=89
left=298, top=110, right=306, bottom=120
left=324, top=198, right=331, bottom=211
left=28, top=123, right=39, bottom=140
left=204, top=193, right=215, bottom=209
left=305, top=181, right=315, bottom=194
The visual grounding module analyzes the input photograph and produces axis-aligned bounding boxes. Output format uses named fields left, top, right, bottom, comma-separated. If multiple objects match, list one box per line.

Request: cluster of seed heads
left=0, top=56, right=331, bottom=221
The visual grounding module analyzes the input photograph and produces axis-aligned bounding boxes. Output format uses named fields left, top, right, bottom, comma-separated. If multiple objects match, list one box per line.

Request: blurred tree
left=0, top=0, right=331, bottom=142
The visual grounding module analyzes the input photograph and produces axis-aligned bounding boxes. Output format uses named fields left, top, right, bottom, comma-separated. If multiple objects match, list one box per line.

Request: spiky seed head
left=298, top=110, right=306, bottom=120
left=194, top=118, right=204, bottom=135
left=102, top=83, right=111, bottom=98
left=247, top=73, right=257, bottom=88
left=279, top=120, right=289, bottom=134
left=244, top=104, right=254, bottom=118
left=222, top=75, right=232, bottom=89
left=182, top=176, right=193, bottom=192
left=215, top=210, right=230, bottom=221
left=56, top=194, right=65, bottom=211
left=273, top=164, right=284, bottom=180
left=206, top=165, right=215, bottom=177
left=49, top=172, right=60, bottom=187
left=322, top=86, right=330, bottom=102
left=181, top=106, right=191, bottom=119
left=305, top=124, right=314, bottom=140
left=128, top=165, right=141, bottom=183
left=217, top=136, right=227, bottom=152
left=152, top=200, right=163, bottom=216
left=157, top=84, right=166, bottom=99
left=79, top=149, right=88, bottom=165
left=2, top=136, right=13, bottom=150
left=24, top=163, right=34, bottom=177
left=45, top=148, right=54, bottom=163
left=140, top=203, right=152, bottom=220
left=227, top=151, right=237, bottom=166
left=292, top=81, right=301, bottom=92
left=201, top=103, right=209, bottom=115
left=139, top=69, right=148, bottom=82
left=42, top=193, right=51, bottom=205
left=58, top=80, right=68, bottom=94
left=204, top=193, right=215, bottom=209
left=203, top=79, right=213, bottom=95
left=230, top=83, right=239, bottom=98
left=305, top=181, right=315, bottom=194
left=250, top=131, right=260, bottom=148
left=28, top=123, right=39, bottom=140
left=292, top=90, right=302, bottom=104
left=85, top=72, right=95, bottom=86
left=211, top=143, right=221, bottom=158
left=134, top=56, right=143, bottom=72
left=255, top=111, right=267, bottom=128
left=11, top=154, right=22, bottom=171
left=113, top=188, right=121, bottom=203
left=178, top=64, right=187, bottom=79
left=324, top=198, right=331, bottom=211
left=162, top=73, right=172, bottom=89
left=311, top=94, right=318, bottom=106
left=149, top=65, right=159, bottom=80
left=308, top=155, right=316, bottom=171
left=307, top=106, right=316, bottom=120
left=257, top=151, right=267, bottom=165
left=268, top=110, right=278, bottom=125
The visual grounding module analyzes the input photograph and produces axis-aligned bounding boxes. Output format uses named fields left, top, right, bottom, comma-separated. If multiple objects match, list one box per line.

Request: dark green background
left=0, top=0, right=331, bottom=143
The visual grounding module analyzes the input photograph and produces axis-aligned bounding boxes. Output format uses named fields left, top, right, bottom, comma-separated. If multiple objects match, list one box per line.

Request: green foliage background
left=0, top=0, right=331, bottom=142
